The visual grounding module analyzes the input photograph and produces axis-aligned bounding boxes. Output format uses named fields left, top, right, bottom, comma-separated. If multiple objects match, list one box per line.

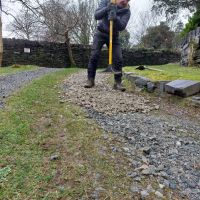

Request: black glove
left=107, top=3, right=117, bottom=21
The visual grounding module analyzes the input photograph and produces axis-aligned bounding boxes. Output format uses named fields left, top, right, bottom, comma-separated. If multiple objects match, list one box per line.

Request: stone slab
left=191, top=96, right=200, bottom=107
left=165, top=80, right=200, bottom=97
left=191, top=99, right=200, bottom=107
left=155, top=81, right=171, bottom=93
left=147, top=82, right=156, bottom=93
left=127, top=75, right=143, bottom=83
left=135, top=77, right=151, bottom=88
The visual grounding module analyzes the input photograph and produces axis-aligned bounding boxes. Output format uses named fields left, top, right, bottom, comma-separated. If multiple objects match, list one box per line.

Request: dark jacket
left=95, top=0, right=131, bottom=36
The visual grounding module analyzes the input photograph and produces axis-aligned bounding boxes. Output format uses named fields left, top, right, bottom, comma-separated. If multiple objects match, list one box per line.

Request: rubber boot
left=113, top=81, right=126, bottom=92
left=84, top=78, right=95, bottom=88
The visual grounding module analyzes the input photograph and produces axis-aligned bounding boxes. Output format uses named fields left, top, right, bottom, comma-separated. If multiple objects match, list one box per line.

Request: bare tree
left=130, top=10, right=161, bottom=45
left=38, top=0, right=78, bottom=66
left=72, top=0, right=98, bottom=45
left=6, top=0, right=78, bottom=66
left=8, top=8, right=38, bottom=40
left=3, top=0, right=99, bottom=66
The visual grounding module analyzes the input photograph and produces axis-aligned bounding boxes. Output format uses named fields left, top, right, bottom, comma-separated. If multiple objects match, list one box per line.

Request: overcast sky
left=2, top=0, right=189, bottom=39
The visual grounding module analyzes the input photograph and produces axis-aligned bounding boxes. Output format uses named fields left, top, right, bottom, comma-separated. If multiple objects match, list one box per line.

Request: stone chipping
left=63, top=71, right=200, bottom=200
left=0, top=67, right=61, bottom=108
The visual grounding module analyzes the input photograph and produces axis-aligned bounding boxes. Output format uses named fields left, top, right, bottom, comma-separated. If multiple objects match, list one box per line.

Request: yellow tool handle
left=109, top=20, right=113, bottom=65
left=109, top=0, right=116, bottom=65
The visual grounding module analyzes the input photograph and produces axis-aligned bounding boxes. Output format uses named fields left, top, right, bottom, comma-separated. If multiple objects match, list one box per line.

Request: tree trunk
left=0, top=4, right=3, bottom=67
left=65, top=30, right=76, bottom=67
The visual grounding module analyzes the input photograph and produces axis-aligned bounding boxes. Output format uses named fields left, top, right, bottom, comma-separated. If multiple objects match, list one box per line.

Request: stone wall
left=181, top=27, right=200, bottom=66
left=3, top=38, right=180, bottom=68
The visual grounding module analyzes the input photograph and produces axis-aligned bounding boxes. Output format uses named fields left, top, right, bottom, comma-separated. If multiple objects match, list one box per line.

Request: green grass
left=0, top=65, right=38, bottom=75
left=124, top=64, right=200, bottom=81
left=0, top=68, right=132, bottom=199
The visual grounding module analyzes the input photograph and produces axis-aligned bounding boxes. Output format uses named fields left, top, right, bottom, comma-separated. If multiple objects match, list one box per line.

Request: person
left=84, top=0, right=131, bottom=91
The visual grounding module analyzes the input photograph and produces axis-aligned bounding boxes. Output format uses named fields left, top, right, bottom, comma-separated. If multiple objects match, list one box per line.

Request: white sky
left=2, top=0, right=190, bottom=38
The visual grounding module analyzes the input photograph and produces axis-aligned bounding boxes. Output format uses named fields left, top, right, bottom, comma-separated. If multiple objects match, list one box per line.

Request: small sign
left=24, top=48, right=31, bottom=53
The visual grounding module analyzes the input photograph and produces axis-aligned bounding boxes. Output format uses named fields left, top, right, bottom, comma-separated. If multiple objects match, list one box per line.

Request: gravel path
left=63, top=71, right=200, bottom=200
left=0, top=67, right=61, bottom=108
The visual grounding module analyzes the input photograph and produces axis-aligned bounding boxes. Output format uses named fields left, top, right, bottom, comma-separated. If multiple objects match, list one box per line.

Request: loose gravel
left=0, top=67, right=61, bottom=108
left=63, top=71, right=200, bottom=200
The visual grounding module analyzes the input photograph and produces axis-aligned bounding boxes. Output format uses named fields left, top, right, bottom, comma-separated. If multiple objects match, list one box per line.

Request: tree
left=8, top=8, right=38, bottom=40
left=119, top=29, right=131, bottom=49
left=131, top=11, right=160, bottom=44
left=173, top=21, right=184, bottom=49
left=72, top=0, right=98, bottom=45
left=40, top=0, right=78, bottom=66
left=141, top=22, right=175, bottom=49
left=153, top=0, right=200, bottom=15
left=181, top=9, right=200, bottom=37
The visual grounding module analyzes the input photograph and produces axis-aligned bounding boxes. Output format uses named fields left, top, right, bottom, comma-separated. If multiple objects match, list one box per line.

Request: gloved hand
left=107, top=3, right=117, bottom=21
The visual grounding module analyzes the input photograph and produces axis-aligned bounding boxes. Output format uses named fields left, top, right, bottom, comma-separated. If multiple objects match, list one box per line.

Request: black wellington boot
left=84, top=78, right=95, bottom=88
left=113, top=81, right=126, bottom=92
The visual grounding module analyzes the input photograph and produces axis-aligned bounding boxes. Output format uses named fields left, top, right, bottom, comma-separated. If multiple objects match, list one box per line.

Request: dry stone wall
left=3, top=38, right=180, bottom=68
left=181, top=27, right=200, bottom=66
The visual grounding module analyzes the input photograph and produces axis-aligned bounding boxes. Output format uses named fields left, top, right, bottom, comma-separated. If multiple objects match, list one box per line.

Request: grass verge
left=124, top=64, right=200, bottom=81
left=0, top=68, right=132, bottom=199
left=0, top=65, right=38, bottom=75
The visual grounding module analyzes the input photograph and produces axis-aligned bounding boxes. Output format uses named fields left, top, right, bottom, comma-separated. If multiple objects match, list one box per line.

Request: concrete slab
left=165, top=80, right=200, bottom=97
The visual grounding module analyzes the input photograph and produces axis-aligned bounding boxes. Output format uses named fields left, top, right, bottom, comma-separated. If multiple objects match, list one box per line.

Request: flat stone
left=147, top=82, right=156, bottom=93
left=127, top=75, right=143, bottom=83
left=165, top=80, right=200, bottom=97
left=130, top=183, right=141, bottom=193
left=141, top=147, right=151, bottom=155
left=141, top=165, right=156, bottom=175
left=155, top=191, right=164, bottom=199
left=155, top=81, right=170, bottom=93
left=123, top=72, right=134, bottom=78
left=191, top=99, right=200, bottom=107
left=135, top=77, right=151, bottom=88
left=159, top=184, right=165, bottom=189
left=192, top=96, right=200, bottom=101
left=169, top=180, right=177, bottom=189
left=141, top=190, right=149, bottom=199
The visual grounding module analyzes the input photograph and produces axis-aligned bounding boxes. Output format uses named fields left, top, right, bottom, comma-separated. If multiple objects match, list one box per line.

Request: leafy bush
left=181, top=9, right=200, bottom=37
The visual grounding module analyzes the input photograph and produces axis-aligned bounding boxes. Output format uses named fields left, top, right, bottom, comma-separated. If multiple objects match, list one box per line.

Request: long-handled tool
left=103, top=0, right=121, bottom=74
left=108, top=0, right=116, bottom=70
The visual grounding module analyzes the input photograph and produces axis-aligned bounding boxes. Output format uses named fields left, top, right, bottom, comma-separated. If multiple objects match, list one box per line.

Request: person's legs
left=113, top=38, right=123, bottom=82
left=112, top=39, right=125, bottom=91
left=87, top=33, right=105, bottom=80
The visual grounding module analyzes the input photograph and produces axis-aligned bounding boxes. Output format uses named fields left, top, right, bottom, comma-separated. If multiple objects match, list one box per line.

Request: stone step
left=165, top=80, right=200, bottom=97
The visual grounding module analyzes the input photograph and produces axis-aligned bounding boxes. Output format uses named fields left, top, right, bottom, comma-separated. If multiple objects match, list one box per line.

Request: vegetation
left=181, top=9, right=200, bottom=37
left=119, top=29, right=131, bottom=49
left=0, top=65, right=38, bottom=75
left=153, top=0, right=199, bottom=14
left=124, top=64, right=200, bottom=81
left=141, top=22, right=175, bottom=49
left=0, top=68, right=133, bottom=199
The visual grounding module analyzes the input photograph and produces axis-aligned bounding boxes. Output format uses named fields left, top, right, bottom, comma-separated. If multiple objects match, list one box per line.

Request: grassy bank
left=124, top=64, right=200, bottom=81
left=0, top=65, right=38, bottom=75
left=0, top=68, right=132, bottom=199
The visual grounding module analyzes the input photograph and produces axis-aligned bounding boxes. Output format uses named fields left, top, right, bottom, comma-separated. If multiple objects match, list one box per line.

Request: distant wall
left=181, top=27, right=200, bottom=66
left=3, top=38, right=180, bottom=68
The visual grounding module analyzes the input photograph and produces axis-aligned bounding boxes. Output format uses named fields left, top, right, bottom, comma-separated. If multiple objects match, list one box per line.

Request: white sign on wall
left=24, top=48, right=31, bottom=53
